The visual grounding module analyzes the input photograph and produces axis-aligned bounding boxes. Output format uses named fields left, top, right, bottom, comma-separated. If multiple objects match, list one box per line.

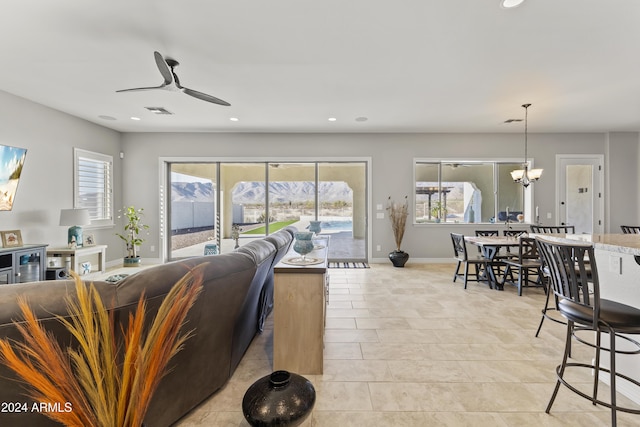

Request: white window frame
left=74, top=148, right=114, bottom=227
left=413, top=157, right=535, bottom=225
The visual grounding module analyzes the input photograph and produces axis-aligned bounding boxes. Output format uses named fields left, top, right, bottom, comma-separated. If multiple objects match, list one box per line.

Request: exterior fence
left=171, top=201, right=215, bottom=231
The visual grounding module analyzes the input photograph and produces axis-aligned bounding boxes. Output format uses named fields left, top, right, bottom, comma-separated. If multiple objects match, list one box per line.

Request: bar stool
left=535, top=237, right=640, bottom=426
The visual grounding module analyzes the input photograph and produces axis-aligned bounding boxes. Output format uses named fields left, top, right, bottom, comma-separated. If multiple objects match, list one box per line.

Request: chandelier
left=510, top=103, right=543, bottom=187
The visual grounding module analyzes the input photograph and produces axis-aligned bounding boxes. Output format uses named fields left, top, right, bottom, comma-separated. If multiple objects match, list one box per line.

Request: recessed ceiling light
left=230, top=117, right=239, bottom=122
left=130, top=116, right=141, bottom=121
left=501, top=0, right=525, bottom=8
left=328, top=117, right=337, bottom=122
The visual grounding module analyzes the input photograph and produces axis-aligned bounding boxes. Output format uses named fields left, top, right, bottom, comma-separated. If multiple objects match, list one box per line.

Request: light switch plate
left=376, top=212, right=385, bottom=219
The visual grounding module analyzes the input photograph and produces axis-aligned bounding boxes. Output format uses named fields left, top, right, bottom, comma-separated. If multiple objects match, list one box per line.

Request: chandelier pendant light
left=511, top=103, right=543, bottom=187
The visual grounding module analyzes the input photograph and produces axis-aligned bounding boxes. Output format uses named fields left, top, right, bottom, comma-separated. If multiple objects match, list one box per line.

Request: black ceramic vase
left=389, top=250, right=409, bottom=267
left=242, top=370, right=316, bottom=427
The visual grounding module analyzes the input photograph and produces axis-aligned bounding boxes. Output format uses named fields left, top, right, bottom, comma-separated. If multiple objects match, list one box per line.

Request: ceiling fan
left=116, top=51, right=231, bottom=106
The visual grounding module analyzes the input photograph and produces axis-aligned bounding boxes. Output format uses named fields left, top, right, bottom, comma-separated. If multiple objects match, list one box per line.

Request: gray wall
left=0, top=90, right=123, bottom=261
left=2, top=89, right=638, bottom=263
left=607, top=133, right=640, bottom=233
left=121, top=132, right=636, bottom=261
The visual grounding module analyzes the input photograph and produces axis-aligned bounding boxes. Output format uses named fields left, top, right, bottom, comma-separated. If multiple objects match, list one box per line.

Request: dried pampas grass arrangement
left=387, top=196, right=409, bottom=251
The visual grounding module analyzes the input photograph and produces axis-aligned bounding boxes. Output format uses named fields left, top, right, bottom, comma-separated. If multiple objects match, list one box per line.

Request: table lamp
left=59, top=208, right=91, bottom=248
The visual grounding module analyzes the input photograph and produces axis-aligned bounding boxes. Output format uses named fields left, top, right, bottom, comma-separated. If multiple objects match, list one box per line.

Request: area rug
left=328, top=262, right=370, bottom=269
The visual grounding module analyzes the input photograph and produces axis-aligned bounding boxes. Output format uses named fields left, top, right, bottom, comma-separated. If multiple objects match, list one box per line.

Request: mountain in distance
left=171, top=182, right=215, bottom=201
left=171, top=181, right=352, bottom=203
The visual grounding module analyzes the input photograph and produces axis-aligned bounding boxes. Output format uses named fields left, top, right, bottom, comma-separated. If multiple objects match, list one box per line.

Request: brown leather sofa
left=0, top=227, right=295, bottom=427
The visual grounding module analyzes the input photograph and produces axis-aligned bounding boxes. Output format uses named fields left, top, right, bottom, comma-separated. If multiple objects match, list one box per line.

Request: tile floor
left=175, top=263, right=640, bottom=426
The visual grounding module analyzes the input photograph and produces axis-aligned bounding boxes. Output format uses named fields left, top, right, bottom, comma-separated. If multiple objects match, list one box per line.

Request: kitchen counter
left=533, top=233, right=640, bottom=256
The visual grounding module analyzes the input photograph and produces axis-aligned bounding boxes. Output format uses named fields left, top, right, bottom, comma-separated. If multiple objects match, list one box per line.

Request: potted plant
left=116, top=206, right=150, bottom=267
left=0, top=266, right=204, bottom=427
left=386, top=196, right=410, bottom=267
left=430, top=201, right=448, bottom=223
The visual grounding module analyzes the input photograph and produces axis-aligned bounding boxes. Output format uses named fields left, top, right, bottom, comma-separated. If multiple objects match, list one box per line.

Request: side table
left=46, top=245, right=108, bottom=275
left=273, top=236, right=329, bottom=374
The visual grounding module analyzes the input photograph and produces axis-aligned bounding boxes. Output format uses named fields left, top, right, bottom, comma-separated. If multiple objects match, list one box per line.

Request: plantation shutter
left=74, top=148, right=113, bottom=225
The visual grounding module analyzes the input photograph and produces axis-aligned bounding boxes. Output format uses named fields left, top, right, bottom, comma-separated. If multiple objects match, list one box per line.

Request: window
left=74, top=148, right=113, bottom=227
left=414, top=159, right=528, bottom=224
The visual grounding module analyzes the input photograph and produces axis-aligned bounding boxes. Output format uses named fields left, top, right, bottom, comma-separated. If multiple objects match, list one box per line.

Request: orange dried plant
left=0, top=265, right=204, bottom=427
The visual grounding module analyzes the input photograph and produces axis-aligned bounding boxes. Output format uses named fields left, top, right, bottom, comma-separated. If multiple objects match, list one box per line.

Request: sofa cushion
left=232, top=240, right=277, bottom=368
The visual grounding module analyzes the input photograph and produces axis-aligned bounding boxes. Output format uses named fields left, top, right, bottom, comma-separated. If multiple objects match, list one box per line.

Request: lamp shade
left=510, top=169, right=525, bottom=181
left=59, top=208, right=91, bottom=226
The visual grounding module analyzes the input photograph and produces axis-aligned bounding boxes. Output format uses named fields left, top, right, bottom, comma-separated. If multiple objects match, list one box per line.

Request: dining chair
left=530, top=225, right=575, bottom=234
left=502, top=237, right=544, bottom=296
left=535, top=236, right=640, bottom=426
left=502, top=229, right=528, bottom=259
left=474, top=229, right=510, bottom=282
left=475, top=230, right=498, bottom=236
left=503, top=229, right=528, bottom=238
left=450, top=233, right=489, bottom=289
left=621, top=225, right=640, bottom=234
left=474, top=230, right=498, bottom=253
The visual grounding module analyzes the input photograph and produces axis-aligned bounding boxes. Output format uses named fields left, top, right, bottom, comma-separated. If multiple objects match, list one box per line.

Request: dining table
left=464, top=234, right=524, bottom=290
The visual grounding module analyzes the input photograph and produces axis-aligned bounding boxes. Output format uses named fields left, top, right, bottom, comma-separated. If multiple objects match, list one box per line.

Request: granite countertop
left=533, top=233, right=640, bottom=256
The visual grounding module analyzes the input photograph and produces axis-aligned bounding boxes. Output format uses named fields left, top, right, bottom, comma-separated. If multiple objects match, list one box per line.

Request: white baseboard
left=369, top=257, right=455, bottom=264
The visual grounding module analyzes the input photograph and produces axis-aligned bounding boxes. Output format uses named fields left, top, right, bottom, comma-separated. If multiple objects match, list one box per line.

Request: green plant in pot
left=430, top=201, right=448, bottom=223
left=386, top=196, right=409, bottom=267
left=116, top=206, right=150, bottom=267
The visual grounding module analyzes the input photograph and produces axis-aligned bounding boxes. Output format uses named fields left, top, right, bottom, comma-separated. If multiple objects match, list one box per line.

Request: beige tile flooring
left=176, top=263, right=640, bottom=426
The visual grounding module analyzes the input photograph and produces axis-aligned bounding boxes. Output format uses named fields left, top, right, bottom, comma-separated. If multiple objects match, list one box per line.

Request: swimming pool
left=320, top=219, right=353, bottom=232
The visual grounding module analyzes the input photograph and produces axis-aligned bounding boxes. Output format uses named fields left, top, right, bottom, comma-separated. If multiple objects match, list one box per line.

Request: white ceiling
left=2, top=0, right=639, bottom=134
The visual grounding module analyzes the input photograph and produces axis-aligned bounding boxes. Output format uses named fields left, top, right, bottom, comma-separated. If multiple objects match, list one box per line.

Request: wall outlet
left=376, top=203, right=383, bottom=211
left=376, top=212, right=385, bottom=219
left=376, top=245, right=381, bottom=251
left=547, top=212, right=552, bottom=219
left=150, top=245, right=155, bottom=252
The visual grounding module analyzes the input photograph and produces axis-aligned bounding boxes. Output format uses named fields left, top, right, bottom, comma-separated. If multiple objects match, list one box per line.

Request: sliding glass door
left=165, top=160, right=367, bottom=262
left=318, top=162, right=366, bottom=261
left=167, top=163, right=217, bottom=259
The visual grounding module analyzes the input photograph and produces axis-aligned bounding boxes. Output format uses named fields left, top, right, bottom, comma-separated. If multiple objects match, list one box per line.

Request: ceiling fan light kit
left=510, top=103, right=542, bottom=187
left=116, top=51, right=231, bottom=106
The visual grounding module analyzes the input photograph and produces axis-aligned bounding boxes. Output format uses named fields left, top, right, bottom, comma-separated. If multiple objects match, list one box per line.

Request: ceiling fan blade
left=116, top=84, right=167, bottom=93
left=154, top=51, right=173, bottom=85
left=182, top=87, right=231, bottom=106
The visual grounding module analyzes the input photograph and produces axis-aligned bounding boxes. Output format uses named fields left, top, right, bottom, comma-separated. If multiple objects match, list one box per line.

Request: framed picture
left=1, top=230, right=23, bottom=247
left=84, top=233, right=95, bottom=247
